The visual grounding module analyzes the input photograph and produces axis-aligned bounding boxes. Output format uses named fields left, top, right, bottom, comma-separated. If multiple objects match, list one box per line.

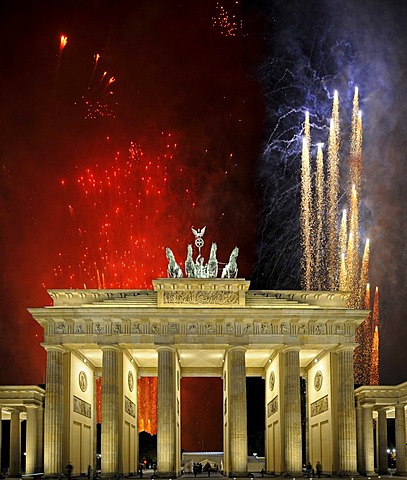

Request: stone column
left=36, top=405, right=44, bottom=473
left=395, top=404, right=407, bottom=475
left=377, top=409, right=388, bottom=474
left=356, top=405, right=364, bottom=474
left=157, top=346, right=177, bottom=476
left=101, top=346, right=121, bottom=476
left=337, top=346, right=358, bottom=475
left=362, top=404, right=375, bottom=475
left=283, top=348, right=302, bottom=475
left=9, top=410, right=21, bottom=477
left=227, top=346, right=247, bottom=476
left=44, top=346, right=65, bottom=476
left=25, top=406, right=38, bottom=474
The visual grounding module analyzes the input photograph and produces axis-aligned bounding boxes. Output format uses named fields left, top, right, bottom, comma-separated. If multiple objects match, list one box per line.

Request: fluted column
left=9, top=410, right=21, bottom=477
left=377, top=409, right=388, bottom=474
left=356, top=405, right=364, bottom=474
left=395, top=404, right=407, bottom=475
left=337, top=346, right=357, bottom=475
left=362, top=404, right=375, bottom=475
left=36, top=405, right=44, bottom=473
left=227, top=346, right=247, bottom=475
left=25, top=406, right=38, bottom=474
left=101, top=346, right=121, bottom=476
left=44, top=346, right=65, bottom=476
left=283, top=348, right=302, bottom=475
left=157, top=346, right=177, bottom=476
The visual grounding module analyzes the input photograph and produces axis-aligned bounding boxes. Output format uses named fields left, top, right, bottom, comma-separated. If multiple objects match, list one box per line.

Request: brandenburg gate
left=27, top=233, right=369, bottom=477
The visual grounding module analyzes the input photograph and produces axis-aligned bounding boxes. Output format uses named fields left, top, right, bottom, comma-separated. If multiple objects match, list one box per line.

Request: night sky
left=1, top=0, right=407, bottom=452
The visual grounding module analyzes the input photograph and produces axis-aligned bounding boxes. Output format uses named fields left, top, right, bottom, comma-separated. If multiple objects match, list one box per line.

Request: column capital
left=42, top=344, right=66, bottom=353
left=99, top=344, right=122, bottom=352
left=336, top=344, right=358, bottom=353
left=281, top=346, right=301, bottom=353
left=227, top=345, right=247, bottom=353
left=156, top=345, right=177, bottom=353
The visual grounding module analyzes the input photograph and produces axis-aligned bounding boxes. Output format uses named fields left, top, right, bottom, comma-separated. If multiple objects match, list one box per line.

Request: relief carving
left=169, top=322, right=179, bottom=334
left=310, top=395, right=328, bottom=417
left=55, top=323, right=66, bottom=334
left=125, top=396, right=136, bottom=418
left=163, top=290, right=239, bottom=305
left=267, top=395, right=278, bottom=417
left=73, top=395, right=91, bottom=418
left=132, top=323, right=142, bottom=334
left=113, top=323, right=122, bottom=334
left=187, top=323, right=198, bottom=334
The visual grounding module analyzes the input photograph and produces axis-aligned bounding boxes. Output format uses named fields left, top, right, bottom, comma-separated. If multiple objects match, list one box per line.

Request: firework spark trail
left=354, top=283, right=372, bottom=385
left=346, top=185, right=360, bottom=306
left=369, top=286, right=380, bottom=385
left=326, top=92, right=340, bottom=290
left=55, top=34, right=68, bottom=93
left=314, top=143, right=326, bottom=289
left=349, top=88, right=363, bottom=196
left=338, top=209, right=347, bottom=290
left=358, top=238, right=370, bottom=308
left=300, top=118, right=313, bottom=288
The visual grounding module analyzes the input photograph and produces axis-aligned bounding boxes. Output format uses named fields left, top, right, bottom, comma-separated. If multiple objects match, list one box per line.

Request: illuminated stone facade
left=27, top=278, right=369, bottom=477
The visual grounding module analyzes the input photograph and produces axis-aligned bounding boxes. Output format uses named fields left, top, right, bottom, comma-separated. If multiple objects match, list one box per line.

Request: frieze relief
left=55, top=323, right=67, bottom=334
left=131, top=322, right=142, bottom=334
left=112, top=323, right=122, bottom=334
left=267, top=395, right=278, bottom=417
left=73, top=395, right=91, bottom=418
left=163, top=290, right=239, bottom=306
left=169, top=322, right=179, bottom=334
left=93, top=323, right=105, bottom=334
left=125, top=396, right=136, bottom=418
left=310, top=395, right=328, bottom=417
left=75, top=324, right=85, bottom=334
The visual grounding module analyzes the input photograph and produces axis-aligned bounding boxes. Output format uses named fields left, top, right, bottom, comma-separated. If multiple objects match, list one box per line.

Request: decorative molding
left=73, top=395, right=91, bottom=418
left=311, top=395, right=328, bottom=417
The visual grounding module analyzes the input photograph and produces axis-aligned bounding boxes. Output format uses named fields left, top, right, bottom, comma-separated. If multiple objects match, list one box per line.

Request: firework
left=212, top=1, right=242, bottom=37
left=346, top=185, right=359, bottom=306
left=138, top=377, right=158, bottom=434
left=314, top=143, right=326, bottom=289
left=338, top=209, right=347, bottom=290
left=300, top=134, right=312, bottom=289
left=369, top=287, right=380, bottom=385
left=326, top=102, right=340, bottom=290
left=358, top=238, right=370, bottom=308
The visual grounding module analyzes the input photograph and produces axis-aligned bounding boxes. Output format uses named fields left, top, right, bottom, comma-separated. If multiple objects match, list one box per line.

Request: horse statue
left=207, top=242, right=218, bottom=278
left=221, top=246, right=239, bottom=278
left=185, top=244, right=196, bottom=278
left=165, top=247, right=183, bottom=278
